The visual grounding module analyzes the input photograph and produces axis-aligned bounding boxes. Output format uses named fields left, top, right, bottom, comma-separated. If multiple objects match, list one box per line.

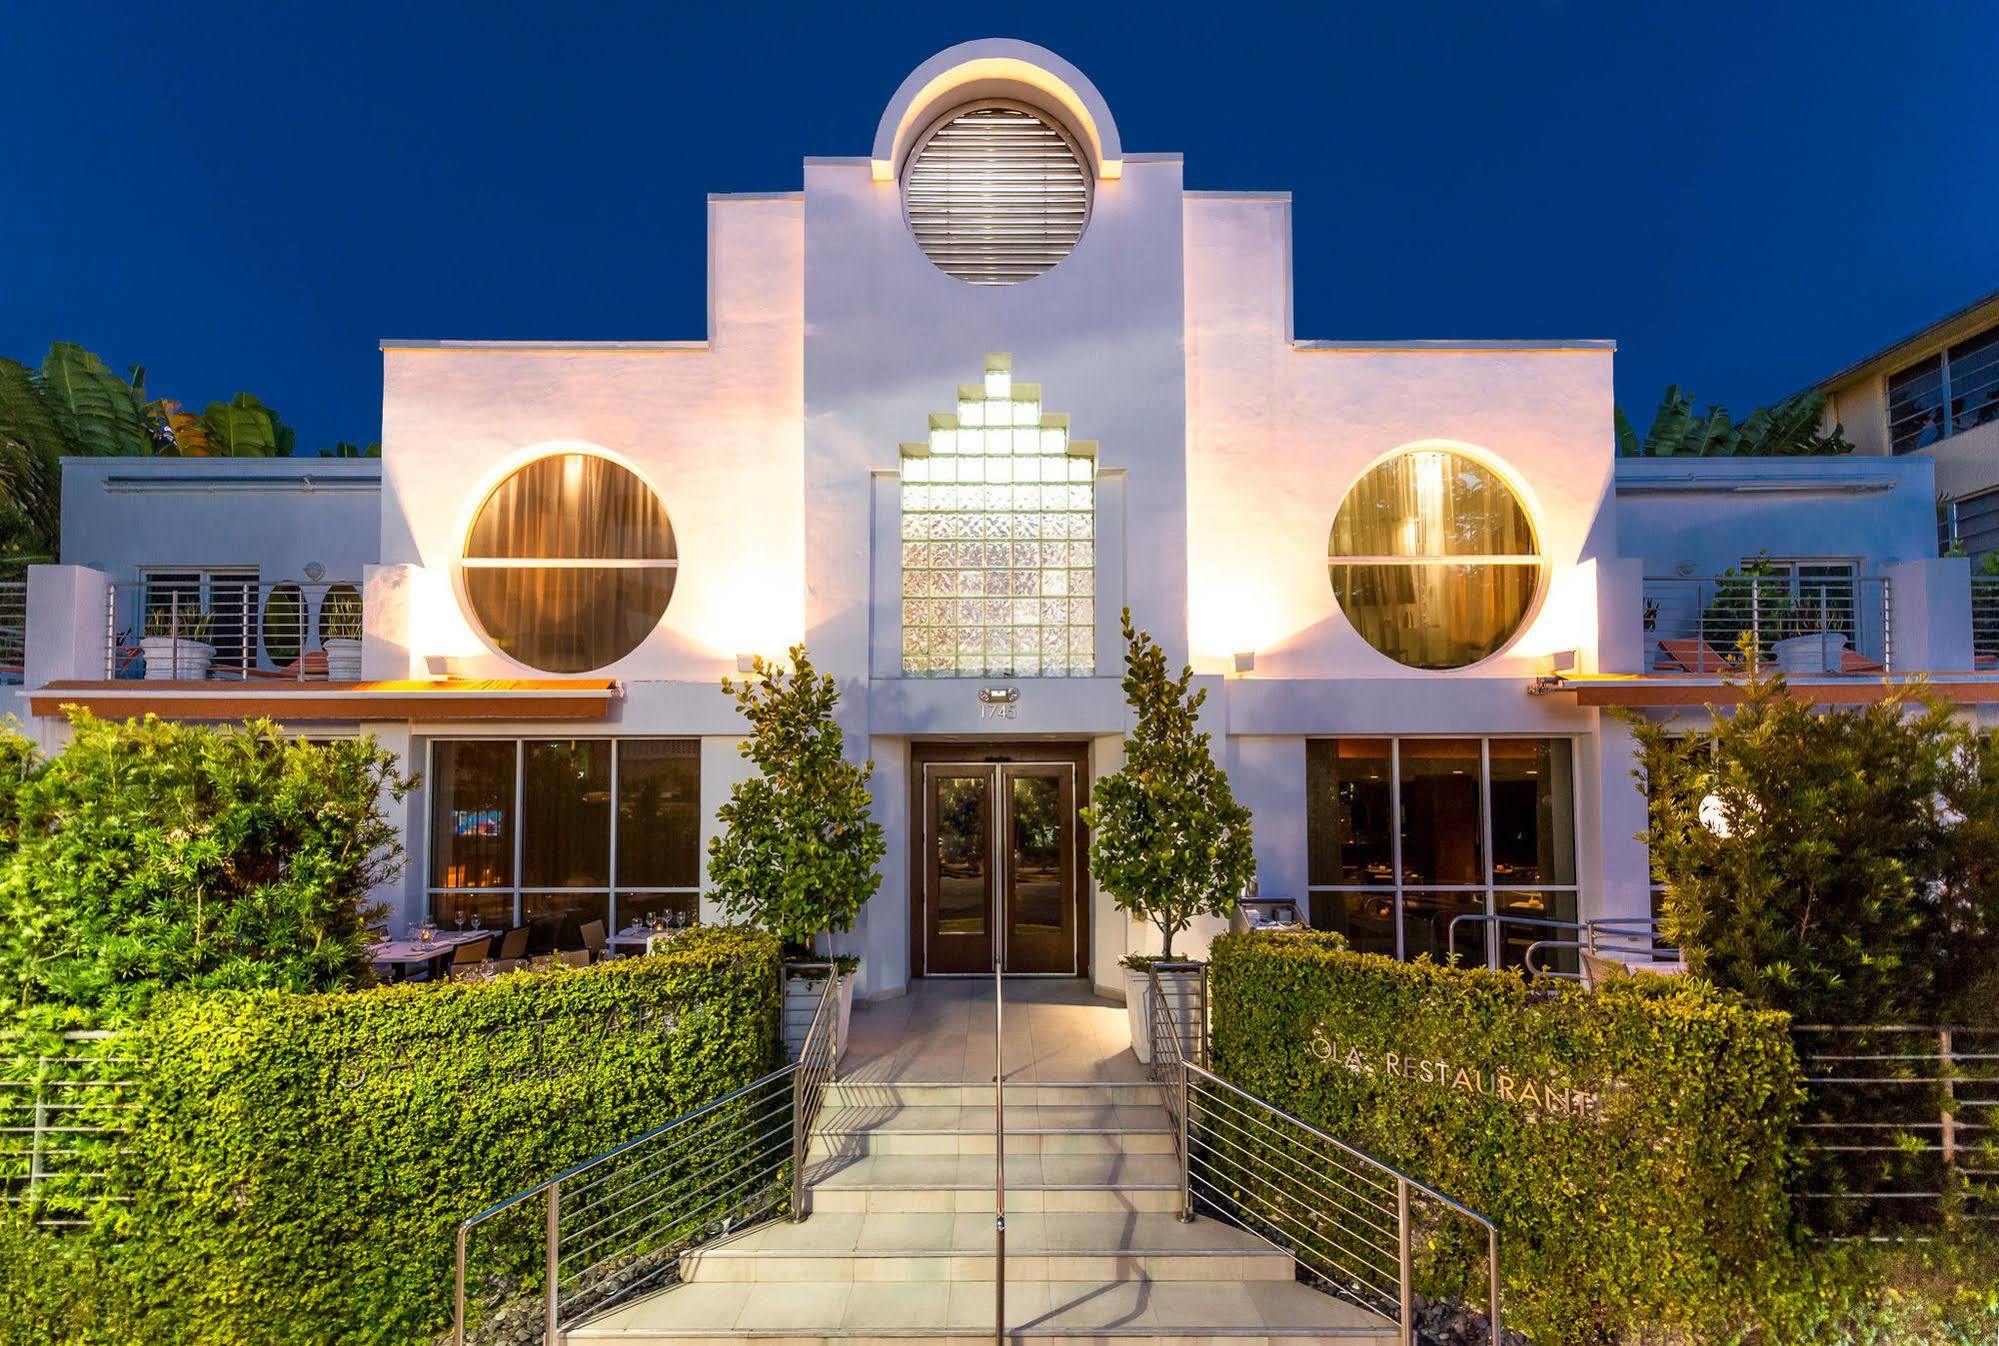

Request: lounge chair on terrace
left=1652, top=638, right=1734, bottom=674
left=1838, top=648, right=1885, bottom=675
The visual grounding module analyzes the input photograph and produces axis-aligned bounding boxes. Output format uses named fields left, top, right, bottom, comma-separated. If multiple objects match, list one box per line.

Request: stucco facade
left=23, top=41, right=1997, bottom=1001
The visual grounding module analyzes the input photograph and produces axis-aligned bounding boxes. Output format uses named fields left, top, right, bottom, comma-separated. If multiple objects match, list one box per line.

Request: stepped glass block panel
left=901, top=355, right=1096, bottom=677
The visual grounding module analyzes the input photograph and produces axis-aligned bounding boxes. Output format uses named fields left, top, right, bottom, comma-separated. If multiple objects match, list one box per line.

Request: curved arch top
left=872, top=39, right=1123, bottom=183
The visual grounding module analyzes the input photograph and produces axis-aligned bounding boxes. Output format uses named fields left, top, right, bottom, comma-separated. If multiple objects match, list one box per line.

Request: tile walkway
left=843, top=977, right=1148, bottom=1085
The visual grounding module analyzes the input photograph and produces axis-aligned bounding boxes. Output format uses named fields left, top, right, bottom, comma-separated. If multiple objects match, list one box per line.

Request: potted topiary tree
left=1083, top=610, right=1255, bottom=1062
left=708, top=644, right=885, bottom=1059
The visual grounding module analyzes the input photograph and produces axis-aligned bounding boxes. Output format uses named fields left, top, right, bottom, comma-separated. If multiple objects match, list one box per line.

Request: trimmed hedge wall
left=1209, top=931, right=1803, bottom=1345
left=105, top=925, right=784, bottom=1346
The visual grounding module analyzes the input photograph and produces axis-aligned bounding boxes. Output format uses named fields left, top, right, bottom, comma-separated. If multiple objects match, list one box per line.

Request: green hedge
left=103, top=925, right=784, bottom=1346
left=1209, top=930, right=1802, bottom=1345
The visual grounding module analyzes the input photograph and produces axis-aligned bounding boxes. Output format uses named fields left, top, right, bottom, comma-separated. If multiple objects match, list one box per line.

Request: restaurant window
left=1889, top=322, right=1999, bottom=455
left=1306, top=737, right=1578, bottom=972
left=461, top=452, right=677, bottom=674
left=1328, top=448, right=1542, bottom=669
left=900, top=354, right=1096, bottom=677
left=428, top=738, right=700, bottom=950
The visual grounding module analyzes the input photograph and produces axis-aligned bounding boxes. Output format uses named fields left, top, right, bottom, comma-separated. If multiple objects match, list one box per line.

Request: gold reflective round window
left=1328, top=449, right=1541, bottom=669
left=462, top=454, right=677, bottom=673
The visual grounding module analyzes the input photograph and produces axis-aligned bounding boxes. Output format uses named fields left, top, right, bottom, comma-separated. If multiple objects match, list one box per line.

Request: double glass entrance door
left=922, top=762, right=1079, bottom=975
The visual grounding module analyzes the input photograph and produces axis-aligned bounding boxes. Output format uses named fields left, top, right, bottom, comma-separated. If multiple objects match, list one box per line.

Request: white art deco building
left=22, top=40, right=1991, bottom=1000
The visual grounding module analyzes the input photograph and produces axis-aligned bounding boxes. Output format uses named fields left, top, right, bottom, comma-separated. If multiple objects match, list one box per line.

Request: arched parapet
left=871, top=38, right=1123, bottom=182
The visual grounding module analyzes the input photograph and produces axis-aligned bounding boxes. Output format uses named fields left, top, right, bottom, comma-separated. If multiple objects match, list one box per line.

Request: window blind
left=904, top=105, right=1090, bottom=286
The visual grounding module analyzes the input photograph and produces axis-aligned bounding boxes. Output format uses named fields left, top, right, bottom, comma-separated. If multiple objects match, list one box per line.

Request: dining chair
left=579, top=920, right=609, bottom=962
left=485, top=959, right=526, bottom=976
left=556, top=948, right=591, bottom=969
left=498, top=926, right=530, bottom=961
left=449, top=936, right=493, bottom=969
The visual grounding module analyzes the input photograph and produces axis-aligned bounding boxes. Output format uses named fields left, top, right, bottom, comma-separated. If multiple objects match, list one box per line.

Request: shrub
left=708, top=645, right=885, bottom=954
left=0, top=1210, right=136, bottom=1346
left=1209, top=930, right=1802, bottom=1345
left=1082, top=609, right=1254, bottom=959
left=0, top=711, right=411, bottom=1034
left=1625, top=672, right=1999, bottom=1026
left=102, top=925, right=783, bottom=1345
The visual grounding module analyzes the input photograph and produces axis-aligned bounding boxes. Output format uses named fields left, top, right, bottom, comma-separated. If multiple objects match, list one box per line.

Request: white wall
left=59, top=458, right=381, bottom=585
left=377, top=195, right=806, bottom=685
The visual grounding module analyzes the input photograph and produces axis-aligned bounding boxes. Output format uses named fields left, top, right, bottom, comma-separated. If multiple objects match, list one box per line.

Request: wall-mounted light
left=424, top=654, right=460, bottom=680
left=1232, top=651, right=1256, bottom=674
left=1547, top=649, right=1578, bottom=674
left=303, top=561, right=326, bottom=582
left=736, top=653, right=758, bottom=674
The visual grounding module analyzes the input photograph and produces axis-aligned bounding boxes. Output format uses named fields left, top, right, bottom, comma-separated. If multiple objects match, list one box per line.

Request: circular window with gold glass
left=1328, top=448, right=1542, bottom=669
left=461, top=453, right=677, bottom=673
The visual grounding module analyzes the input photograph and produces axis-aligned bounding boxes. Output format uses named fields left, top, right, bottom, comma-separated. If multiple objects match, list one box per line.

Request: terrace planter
left=1125, top=961, right=1203, bottom=1065
left=784, top=963, right=854, bottom=1063
left=1774, top=632, right=1846, bottom=675
left=140, top=637, right=214, bottom=681
left=323, top=637, right=363, bottom=681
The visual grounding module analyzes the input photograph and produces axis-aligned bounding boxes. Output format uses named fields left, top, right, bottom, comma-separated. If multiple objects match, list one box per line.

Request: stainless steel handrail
left=1146, top=966, right=1501, bottom=1343
left=1443, top=913, right=1679, bottom=981
left=452, top=970, right=841, bottom=1346
left=992, top=958, right=1005, bottom=1346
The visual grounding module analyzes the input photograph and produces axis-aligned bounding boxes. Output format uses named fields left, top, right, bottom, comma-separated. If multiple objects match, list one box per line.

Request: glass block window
left=900, top=354, right=1097, bottom=677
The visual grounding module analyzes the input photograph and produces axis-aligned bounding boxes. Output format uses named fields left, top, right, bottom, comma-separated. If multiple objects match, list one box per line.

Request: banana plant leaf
left=39, top=342, right=151, bottom=457
left=201, top=393, right=295, bottom=457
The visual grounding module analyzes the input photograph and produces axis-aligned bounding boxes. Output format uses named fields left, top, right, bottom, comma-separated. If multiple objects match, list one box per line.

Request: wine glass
left=470, top=911, right=483, bottom=932
left=453, top=910, right=467, bottom=932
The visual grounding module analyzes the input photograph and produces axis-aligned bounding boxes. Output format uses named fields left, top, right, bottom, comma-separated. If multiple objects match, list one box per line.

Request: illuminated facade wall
left=30, top=40, right=1964, bottom=1001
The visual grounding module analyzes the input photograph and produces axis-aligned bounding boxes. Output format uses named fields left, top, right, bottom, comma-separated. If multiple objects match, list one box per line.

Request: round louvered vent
left=902, top=103, right=1091, bottom=286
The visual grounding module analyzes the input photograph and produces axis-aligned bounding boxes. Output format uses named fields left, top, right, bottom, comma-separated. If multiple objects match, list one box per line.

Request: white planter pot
left=1773, top=632, right=1846, bottom=675
left=140, top=637, right=214, bottom=681
left=785, top=965, right=855, bottom=1064
left=1125, top=963, right=1203, bottom=1065
left=323, top=638, right=363, bottom=681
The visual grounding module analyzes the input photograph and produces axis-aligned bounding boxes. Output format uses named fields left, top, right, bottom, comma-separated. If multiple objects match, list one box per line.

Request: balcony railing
left=1972, top=577, right=1999, bottom=666
left=0, top=582, right=23, bottom=686
left=1642, top=575, right=1891, bottom=676
left=107, top=579, right=366, bottom=682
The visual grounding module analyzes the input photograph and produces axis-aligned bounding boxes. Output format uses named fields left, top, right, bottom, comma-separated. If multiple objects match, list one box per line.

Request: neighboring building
left=1809, top=289, right=1999, bottom=559
left=17, top=41, right=1999, bottom=1001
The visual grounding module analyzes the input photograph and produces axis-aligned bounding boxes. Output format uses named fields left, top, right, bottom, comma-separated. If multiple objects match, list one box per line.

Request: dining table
left=369, top=929, right=493, bottom=981
left=610, top=924, right=684, bottom=957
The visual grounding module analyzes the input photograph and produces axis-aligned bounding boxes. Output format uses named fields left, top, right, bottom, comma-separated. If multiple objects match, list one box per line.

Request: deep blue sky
left=4, top=3, right=1995, bottom=450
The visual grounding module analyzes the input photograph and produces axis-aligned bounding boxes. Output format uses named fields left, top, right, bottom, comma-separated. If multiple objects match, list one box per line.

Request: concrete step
left=822, top=1081, right=1166, bottom=1109
left=567, top=1277, right=1399, bottom=1344
left=807, top=1105, right=1174, bottom=1159
left=804, top=1152, right=1183, bottom=1214
left=676, top=1212, right=1293, bottom=1284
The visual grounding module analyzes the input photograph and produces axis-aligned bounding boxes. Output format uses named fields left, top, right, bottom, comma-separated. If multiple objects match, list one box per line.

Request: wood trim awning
left=1543, top=674, right=1999, bottom=707
left=27, top=679, right=621, bottom=722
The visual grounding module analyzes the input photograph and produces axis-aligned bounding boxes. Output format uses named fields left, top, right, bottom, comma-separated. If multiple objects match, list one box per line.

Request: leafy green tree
left=708, top=645, right=885, bottom=956
left=1625, top=671, right=1999, bottom=1025
left=1083, top=609, right=1255, bottom=961
left=0, top=712, right=412, bottom=1032
left=200, top=391, right=295, bottom=457
left=1616, top=385, right=1855, bottom=457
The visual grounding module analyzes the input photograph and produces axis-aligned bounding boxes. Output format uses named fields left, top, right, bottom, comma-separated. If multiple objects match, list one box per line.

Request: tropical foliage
left=708, top=645, right=886, bottom=954
left=0, top=712, right=412, bottom=1033
left=1615, top=385, right=1854, bottom=457
left=1083, top=609, right=1254, bottom=960
left=1210, top=929, right=1803, bottom=1345
left=0, top=340, right=368, bottom=566
left=1624, top=671, right=1999, bottom=1027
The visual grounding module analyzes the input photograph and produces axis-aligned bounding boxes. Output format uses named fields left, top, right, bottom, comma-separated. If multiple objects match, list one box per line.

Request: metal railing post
left=544, top=1180, right=561, bottom=1346
left=1487, top=1225, right=1503, bottom=1344
left=993, top=958, right=1005, bottom=1346
left=792, top=1045, right=808, bottom=1221
left=1396, top=1177, right=1413, bottom=1342
left=1177, top=1062, right=1193, bottom=1222
left=1939, top=1027, right=1957, bottom=1172
left=453, top=1223, right=470, bottom=1346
